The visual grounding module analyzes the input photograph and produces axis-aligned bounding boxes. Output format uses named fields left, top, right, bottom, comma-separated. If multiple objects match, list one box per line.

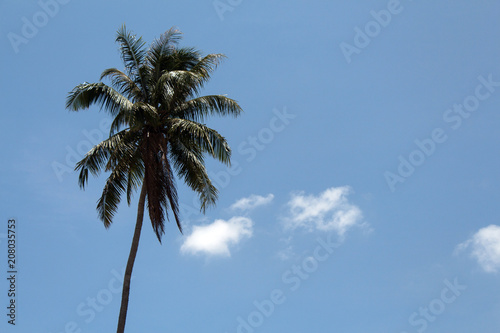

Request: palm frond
left=169, top=139, right=218, bottom=212
left=145, top=27, right=183, bottom=79
left=168, top=118, right=232, bottom=165
left=116, top=25, right=148, bottom=98
left=66, top=82, right=133, bottom=116
left=166, top=47, right=202, bottom=71
left=75, top=130, right=128, bottom=188
left=125, top=148, right=145, bottom=205
left=173, top=95, right=243, bottom=121
left=96, top=131, right=144, bottom=227
left=156, top=70, right=204, bottom=110
left=100, top=68, right=142, bottom=102
left=142, top=135, right=173, bottom=241
left=97, top=164, right=128, bottom=228
left=108, top=102, right=158, bottom=135
left=160, top=142, right=181, bottom=232
left=190, top=53, right=226, bottom=79
left=75, top=128, right=141, bottom=182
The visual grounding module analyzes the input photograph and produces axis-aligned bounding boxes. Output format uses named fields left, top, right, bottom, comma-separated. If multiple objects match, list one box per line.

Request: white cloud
left=180, top=217, right=253, bottom=257
left=230, top=194, right=274, bottom=212
left=284, top=186, right=363, bottom=236
left=276, top=245, right=294, bottom=261
left=456, top=225, right=500, bottom=273
left=276, top=236, right=295, bottom=261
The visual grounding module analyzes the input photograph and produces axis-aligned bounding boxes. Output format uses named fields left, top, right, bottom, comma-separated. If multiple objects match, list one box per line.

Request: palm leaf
left=100, top=68, right=142, bottom=102
left=190, top=53, right=226, bottom=79
left=157, top=70, right=204, bottom=110
left=169, top=139, right=218, bottom=212
left=173, top=95, right=243, bottom=121
left=116, top=25, right=148, bottom=98
left=97, top=163, right=128, bottom=228
left=66, top=82, right=133, bottom=116
left=168, top=118, right=232, bottom=165
left=145, top=27, right=183, bottom=80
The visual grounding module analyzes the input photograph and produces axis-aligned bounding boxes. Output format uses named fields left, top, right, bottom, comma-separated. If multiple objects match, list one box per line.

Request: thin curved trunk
left=116, top=182, right=147, bottom=333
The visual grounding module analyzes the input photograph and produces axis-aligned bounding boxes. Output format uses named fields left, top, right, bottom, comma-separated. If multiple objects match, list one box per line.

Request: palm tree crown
left=66, top=25, right=242, bottom=241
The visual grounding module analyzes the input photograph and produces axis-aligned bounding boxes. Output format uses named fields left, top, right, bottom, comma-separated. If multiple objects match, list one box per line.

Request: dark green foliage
left=66, top=25, right=242, bottom=241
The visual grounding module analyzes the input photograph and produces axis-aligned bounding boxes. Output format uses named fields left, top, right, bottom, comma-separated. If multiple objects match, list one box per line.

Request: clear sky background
left=1, top=0, right=500, bottom=332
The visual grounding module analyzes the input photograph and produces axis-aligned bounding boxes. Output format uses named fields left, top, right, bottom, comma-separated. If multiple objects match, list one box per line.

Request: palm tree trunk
left=116, top=182, right=147, bottom=333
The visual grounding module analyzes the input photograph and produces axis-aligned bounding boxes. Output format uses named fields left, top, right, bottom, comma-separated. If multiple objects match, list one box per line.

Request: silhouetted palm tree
left=66, top=25, right=242, bottom=333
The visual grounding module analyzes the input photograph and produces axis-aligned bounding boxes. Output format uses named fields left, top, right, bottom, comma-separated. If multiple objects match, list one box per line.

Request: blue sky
left=1, top=0, right=500, bottom=332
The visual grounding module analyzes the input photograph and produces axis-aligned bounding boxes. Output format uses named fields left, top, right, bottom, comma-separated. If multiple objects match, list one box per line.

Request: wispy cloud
left=230, top=194, right=274, bottom=212
left=275, top=236, right=295, bottom=261
left=283, top=186, right=363, bottom=236
left=180, top=217, right=253, bottom=257
left=456, top=225, right=500, bottom=273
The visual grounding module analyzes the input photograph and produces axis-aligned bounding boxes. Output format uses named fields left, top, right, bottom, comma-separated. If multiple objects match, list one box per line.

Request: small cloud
left=180, top=217, right=253, bottom=257
left=230, top=194, right=274, bottom=212
left=283, top=186, right=363, bottom=236
left=456, top=225, right=500, bottom=273
left=276, top=245, right=295, bottom=261
left=276, top=236, right=296, bottom=261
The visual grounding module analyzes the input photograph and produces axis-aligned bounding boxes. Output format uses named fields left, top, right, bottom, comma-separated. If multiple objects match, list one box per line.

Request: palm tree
left=66, top=25, right=242, bottom=333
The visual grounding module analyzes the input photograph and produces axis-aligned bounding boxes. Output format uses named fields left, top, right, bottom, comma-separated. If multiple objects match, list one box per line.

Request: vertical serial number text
left=7, top=219, right=17, bottom=325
